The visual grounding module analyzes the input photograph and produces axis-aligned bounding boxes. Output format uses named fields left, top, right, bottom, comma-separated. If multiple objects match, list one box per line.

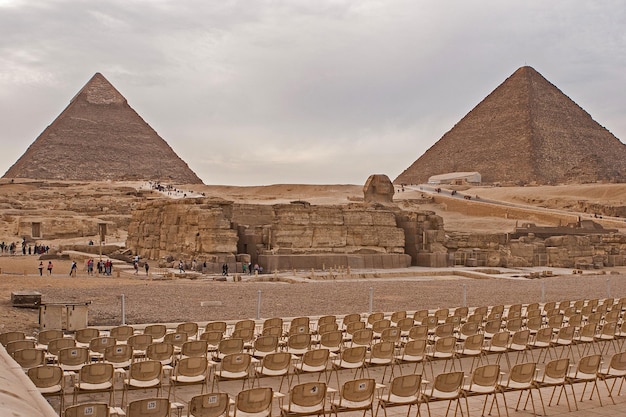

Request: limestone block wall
left=127, top=198, right=238, bottom=260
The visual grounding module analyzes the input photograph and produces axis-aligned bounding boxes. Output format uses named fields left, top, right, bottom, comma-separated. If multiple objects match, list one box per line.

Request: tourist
left=248, top=262, right=252, bottom=275
left=133, top=261, right=139, bottom=274
left=144, top=262, right=149, bottom=276
left=242, top=263, right=247, bottom=274
left=69, top=261, right=77, bottom=277
left=47, top=261, right=53, bottom=275
left=178, top=260, right=185, bottom=273
left=222, top=263, right=228, bottom=276
left=38, top=261, right=43, bottom=276
left=86, top=259, right=94, bottom=275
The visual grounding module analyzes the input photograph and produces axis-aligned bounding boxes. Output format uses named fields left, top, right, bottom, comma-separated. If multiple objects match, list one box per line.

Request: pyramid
left=3, top=73, right=203, bottom=184
left=395, top=66, right=626, bottom=185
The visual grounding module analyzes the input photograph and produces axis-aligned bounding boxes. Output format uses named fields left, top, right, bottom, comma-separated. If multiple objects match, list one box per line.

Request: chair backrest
left=129, top=359, right=162, bottom=383
left=74, top=327, right=100, bottom=344
left=371, top=319, right=391, bottom=334
left=261, top=351, right=291, bottom=371
left=345, top=321, right=366, bottom=335
left=543, top=358, right=569, bottom=381
left=367, top=312, right=385, bottom=326
left=12, top=347, right=45, bottom=368
left=534, top=327, right=554, bottom=344
left=434, top=323, right=454, bottom=338
left=319, top=330, right=343, bottom=349
left=470, top=364, right=500, bottom=389
left=577, top=354, right=602, bottom=375
left=5, top=339, right=35, bottom=355
left=288, top=317, right=311, bottom=336
left=143, top=324, right=167, bottom=340
left=510, top=329, right=530, bottom=346
left=459, top=322, right=479, bottom=338
left=181, top=340, right=209, bottom=358
left=467, top=313, right=484, bottom=324
left=422, top=316, right=438, bottom=330
left=110, top=325, right=135, bottom=342
left=164, top=331, right=188, bottom=347
left=489, top=331, right=509, bottom=348
left=403, top=339, right=427, bottom=357
left=473, top=306, right=488, bottom=317
left=601, top=321, right=618, bottom=336
left=263, top=317, right=283, bottom=330
left=408, top=325, right=429, bottom=341
left=218, top=338, right=244, bottom=355
left=556, top=326, right=575, bottom=341
left=380, top=327, right=401, bottom=344
left=221, top=353, right=252, bottom=373
left=302, top=348, right=330, bottom=367
left=128, top=334, right=153, bottom=351
left=341, top=346, right=367, bottom=364
left=608, top=351, right=626, bottom=372
left=454, top=306, right=469, bottom=319
left=235, top=387, right=273, bottom=415
left=0, top=331, right=26, bottom=347
left=388, top=374, right=421, bottom=399
left=89, top=336, right=117, bottom=354
left=342, top=313, right=362, bottom=328
left=526, top=316, right=544, bottom=332
left=58, top=346, right=90, bottom=368
left=445, top=315, right=462, bottom=328
left=434, top=308, right=449, bottom=322
left=341, top=378, right=375, bottom=403
left=234, top=319, right=256, bottom=332
left=37, top=329, right=64, bottom=346
left=47, top=337, right=76, bottom=355
left=317, top=315, right=337, bottom=327
left=127, top=398, right=170, bottom=417
left=64, top=403, right=109, bottom=417
left=104, top=343, right=133, bottom=364
left=177, top=322, right=199, bottom=339
left=370, top=341, right=395, bottom=360
left=508, top=362, right=536, bottom=384
left=317, top=322, right=339, bottom=334
left=28, top=365, right=63, bottom=389
left=413, top=310, right=429, bottom=322
left=547, top=314, right=564, bottom=329
left=231, top=327, right=255, bottom=343
left=463, top=333, right=484, bottom=351
left=189, top=392, right=230, bottom=417
left=432, top=371, right=464, bottom=394
left=396, top=317, right=415, bottom=332
left=351, top=328, right=373, bottom=346
left=146, top=342, right=174, bottom=363
left=483, top=320, right=502, bottom=334
left=79, top=362, right=114, bottom=385
left=200, top=331, right=224, bottom=346
left=253, top=335, right=278, bottom=354
left=288, top=333, right=312, bottom=350
left=433, top=336, right=456, bottom=353
left=204, top=321, right=227, bottom=334
left=506, top=318, right=523, bottom=333
left=288, top=382, right=326, bottom=411
left=390, top=311, right=407, bottom=324
left=176, top=356, right=209, bottom=377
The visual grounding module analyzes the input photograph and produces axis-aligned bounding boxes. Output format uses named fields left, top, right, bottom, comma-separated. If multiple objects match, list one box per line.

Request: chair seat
left=76, top=381, right=113, bottom=390
left=502, top=381, right=531, bottom=390
left=384, top=393, right=418, bottom=404
left=125, top=378, right=160, bottom=388
left=281, top=404, right=324, bottom=414
left=332, top=360, right=362, bottom=369
left=331, top=398, right=371, bottom=409
left=426, top=389, right=460, bottom=400
left=256, top=368, right=288, bottom=377
left=462, top=384, right=495, bottom=394
left=599, top=368, right=626, bottom=377
left=217, top=370, right=248, bottom=379
left=173, top=374, right=206, bottom=383
left=37, top=384, right=63, bottom=394
left=294, top=363, right=325, bottom=373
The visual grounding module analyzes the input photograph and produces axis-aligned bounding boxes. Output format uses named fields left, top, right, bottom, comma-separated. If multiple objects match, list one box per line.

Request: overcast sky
left=1, top=1, right=625, bottom=186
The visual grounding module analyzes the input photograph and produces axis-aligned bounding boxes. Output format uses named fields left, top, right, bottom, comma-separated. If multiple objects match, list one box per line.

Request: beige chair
left=177, top=322, right=199, bottom=339
left=497, top=362, right=539, bottom=415
left=457, top=322, right=479, bottom=342
left=58, top=346, right=90, bottom=374
left=110, top=325, right=135, bottom=343
left=532, top=357, right=573, bottom=415
left=318, top=330, right=343, bottom=353
left=505, top=329, right=530, bottom=367
left=573, top=323, right=597, bottom=358
left=231, top=327, right=255, bottom=349
left=234, top=319, right=256, bottom=333
left=47, top=337, right=76, bottom=362
left=189, top=392, right=231, bottom=417
left=288, top=317, right=311, bottom=337
left=212, top=352, right=251, bottom=392
left=169, top=356, right=210, bottom=401
left=371, top=319, right=392, bottom=339
left=12, top=347, right=45, bottom=369
left=380, top=327, right=401, bottom=345
left=594, top=321, right=618, bottom=355
left=286, top=333, right=312, bottom=356
left=164, top=331, right=189, bottom=352
left=344, top=321, right=366, bottom=342
left=376, top=374, right=421, bottom=417
left=419, top=371, right=464, bottom=417
left=527, top=326, right=553, bottom=363
left=566, top=354, right=603, bottom=410
left=456, top=333, right=485, bottom=373
left=264, top=317, right=284, bottom=332
left=434, top=308, right=450, bottom=324
left=317, top=315, right=337, bottom=329
left=143, top=324, right=167, bottom=342
left=482, top=331, right=508, bottom=365
left=390, top=311, right=407, bottom=325
left=482, top=320, right=502, bottom=340
left=330, top=378, right=376, bottom=417
left=413, top=310, right=429, bottom=323
left=461, top=364, right=503, bottom=417
left=598, top=350, right=626, bottom=404
left=367, top=312, right=385, bottom=327
left=254, top=351, right=291, bottom=392
left=37, top=329, right=64, bottom=349
left=204, top=321, right=227, bottom=335
left=127, top=398, right=170, bottom=417
left=89, top=336, right=117, bottom=360
left=454, top=307, right=469, bottom=321
left=64, top=402, right=110, bottom=417
left=73, top=362, right=115, bottom=405
left=233, top=387, right=273, bottom=417
left=366, top=341, right=396, bottom=383
left=316, top=322, right=339, bottom=336
left=550, top=325, right=575, bottom=359
left=395, top=339, right=426, bottom=375
left=200, top=330, right=224, bottom=353
left=396, top=317, right=415, bottom=338
left=146, top=342, right=175, bottom=368
left=252, top=335, right=279, bottom=358
left=28, top=364, right=65, bottom=414
left=431, top=323, right=454, bottom=342
left=330, top=345, right=367, bottom=387
left=292, top=348, right=330, bottom=385
left=180, top=339, right=209, bottom=359
left=280, top=381, right=326, bottom=417
left=342, top=313, right=362, bottom=330
left=426, top=336, right=457, bottom=379
left=121, top=359, right=163, bottom=407
left=350, top=328, right=374, bottom=348
left=407, top=325, right=429, bottom=342
left=0, top=330, right=26, bottom=346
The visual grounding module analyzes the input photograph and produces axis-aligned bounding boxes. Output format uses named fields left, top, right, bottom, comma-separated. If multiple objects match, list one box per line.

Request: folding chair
left=376, top=374, right=421, bottom=417
left=497, top=362, right=539, bottom=415
left=420, top=371, right=464, bottom=417
left=180, top=340, right=209, bottom=359
left=329, top=345, right=367, bottom=387
left=280, top=381, right=326, bottom=417
left=89, top=336, right=117, bottom=361
left=128, top=334, right=153, bottom=359
left=395, top=339, right=427, bottom=375
left=212, top=352, right=252, bottom=392
left=12, top=347, right=45, bottom=369
left=73, top=362, right=115, bottom=405
left=252, top=335, right=279, bottom=358
left=28, top=364, right=65, bottom=414
left=121, top=359, right=163, bottom=407
left=64, top=403, right=109, bottom=417
left=286, top=333, right=312, bottom=356
left=189, top=392, right=231, bottom=417
left=532, top=357, right=573, bottom=415
left=598, top=350, right=626, bottom=404
left=330, top=378, right=376, bottom=417
left=292, top=348, right=330, bottom=386
left=0, top=330, right=26, bottom=346
left=456, top=333, right=485, bottom=373
left=566, top=354, right=603, bottom=410
left=462, top=364, right=503, bottom=417
left=201, top=330, right=224, bottom=353
left=5, top=339, right=35, bottom=356
left=74, top=327, right=100, bottom=348
left=214, top=337, right=244, bottom=361
left=110, top=325, right=135, bottom=343
left=177, top=322, right=199, bottom=340
left=253, top=351, right=292, bottom=392
left=366, top=341, right=396, bottom=383
left=233, top=387, right=273, bottom=417
left=318, top=330, right=343, bottom=354
left=36, top=329, right=64, bottom=350
left=169, top=356, right=210, bottom=401
left=143, top=324, right=167, bottom=343
left=127, top=398, right=170, bottom=417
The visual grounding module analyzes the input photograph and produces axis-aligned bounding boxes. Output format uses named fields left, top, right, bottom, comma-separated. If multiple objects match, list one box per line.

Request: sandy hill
left=395, top=66, right=626, bottom=185
left=3, top=73, right=202, bottom=184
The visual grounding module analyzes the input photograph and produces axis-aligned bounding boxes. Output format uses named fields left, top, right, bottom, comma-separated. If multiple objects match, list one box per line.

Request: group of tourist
left=0, top=241, right=49, bottom=255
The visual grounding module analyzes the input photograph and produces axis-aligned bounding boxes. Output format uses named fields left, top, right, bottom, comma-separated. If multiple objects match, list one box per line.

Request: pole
left=607, top=279, right=611, bottom=299
left=462, top=284, right=467, bottom=307
left=256, top=290, right=262, bottom=320
left=541, top=281, right=545, bottom=304
left=368, top=287, right=374, bottom=314
left=120, top=294, right=126, bottom=325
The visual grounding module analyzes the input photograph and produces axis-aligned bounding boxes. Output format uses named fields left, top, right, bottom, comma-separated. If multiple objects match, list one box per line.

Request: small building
left=427, top=172, right=481, bottom=185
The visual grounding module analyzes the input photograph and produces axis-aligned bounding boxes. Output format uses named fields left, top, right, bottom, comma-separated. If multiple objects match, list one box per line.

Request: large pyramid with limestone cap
left=395, top=66, right=626, bottom=185
left=3, top=73, right=203, bottom=184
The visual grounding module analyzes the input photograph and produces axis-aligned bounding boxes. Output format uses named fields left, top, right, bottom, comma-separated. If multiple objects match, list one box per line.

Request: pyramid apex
left=74, top=72, right=126, bottom=105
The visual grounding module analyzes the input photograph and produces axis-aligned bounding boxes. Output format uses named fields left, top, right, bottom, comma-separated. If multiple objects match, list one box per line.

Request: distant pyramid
left=3, top=73, right=203, bottom=184
left=395, top=66, right=626, bottom=185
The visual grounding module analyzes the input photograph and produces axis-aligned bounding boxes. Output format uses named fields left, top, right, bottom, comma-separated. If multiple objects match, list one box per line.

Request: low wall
left=258, top=253, right=411, bottom=271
